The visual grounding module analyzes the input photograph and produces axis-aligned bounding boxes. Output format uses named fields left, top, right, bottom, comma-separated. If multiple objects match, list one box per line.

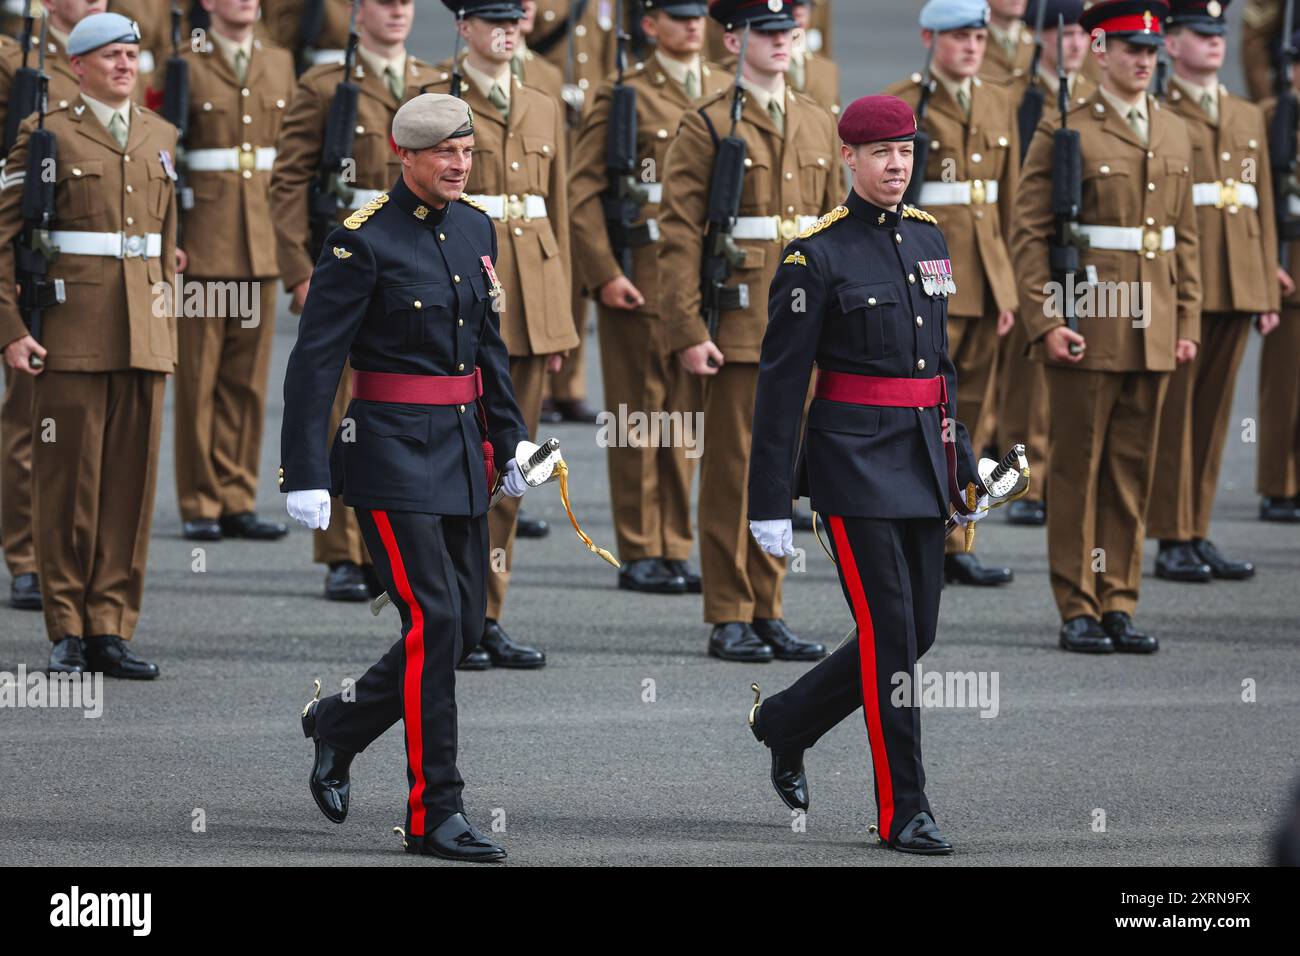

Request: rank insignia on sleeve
left=480, top=255, right=503, bottom=298
left=332, top=246, right=352, bottom=259
left=783, top=251, right=807, bottom=266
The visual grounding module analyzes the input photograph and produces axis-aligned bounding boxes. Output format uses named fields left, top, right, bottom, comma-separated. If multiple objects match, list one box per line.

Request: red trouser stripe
left=371, top=510, right=428, bottom=836
left=828, top=515, right=895, bottom=841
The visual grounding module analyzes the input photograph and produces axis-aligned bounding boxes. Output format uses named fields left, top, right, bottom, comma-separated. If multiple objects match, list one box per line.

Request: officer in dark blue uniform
left=745, top=94, right=989, bottom=855
left=279, top=93, right=532, bottom=863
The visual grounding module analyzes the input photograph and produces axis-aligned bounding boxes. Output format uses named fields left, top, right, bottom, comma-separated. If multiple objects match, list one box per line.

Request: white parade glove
left=749, top=518, right=795, bottom=557
left=953, top=494, right=990, bottom=528
left=501, top=457, right=528, bottom=497
left=287, top=489, right=331, bottom=530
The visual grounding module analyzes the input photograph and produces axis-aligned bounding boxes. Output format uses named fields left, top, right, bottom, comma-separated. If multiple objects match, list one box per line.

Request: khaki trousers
left=1258, top=306, right=1300, bottom=498
left=173, top=277, right=278, bottom=520
left=699, top=361, right=785, bottom=624
left=1, top=367, right=36, bottom=576
left=597, top=306, right=699, bottom=562
left=996, top=314, right=1049, bottom=500
left=1044, top=365, right=1168, bottom=621
left=33, top=369, right=165, bottom=641
left=1148, top=313, right=1252, bottom=540
left=945, top=314, right=1000, bottom=555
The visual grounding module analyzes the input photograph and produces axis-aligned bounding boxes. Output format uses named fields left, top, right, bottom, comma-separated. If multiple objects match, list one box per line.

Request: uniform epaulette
left=343, top=193, right=388, bottom=230
left=902, top=205, right=938, bottom=225
left=797, top=205, right=848, bottom=239
left=458, top=195, right=489, bottom=215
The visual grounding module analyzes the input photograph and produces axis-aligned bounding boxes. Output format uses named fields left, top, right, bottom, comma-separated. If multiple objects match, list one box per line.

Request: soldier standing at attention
left=1011, top=0, right=1201, bottom=655
left=885, top=0, right=1018, bottom=587
left=1146, top=0, right=1280, bottom=581
left=513, top=0, right=566, bottom=100
left=1240, top=0, right=1282, bottom=103
left=0, top=12, right=178, bottom=678
left=980, top=0, right=1034, bottom=87
left=423, top=0, right=574, bottom=670
left=0, top=0, right=103, bottom=612
left=271, top=0, right=438, bottom=602
left=169, top=0, right=295, bottom=543
left=746, top=95, right=990, bottom=855
left=788, top=0, right=838, bottom=117
left=285, top=93, right=533, bottom=862
left=569, top=0, right=724, bottom=594
left=657, top=0, right=837, bottom=664
left=1258, top=30, right=1300, bottom=523
left=262, top=0, right=354, bottom=74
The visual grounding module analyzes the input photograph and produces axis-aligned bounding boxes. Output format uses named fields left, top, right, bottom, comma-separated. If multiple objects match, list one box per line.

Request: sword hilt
left=521, top=437, right=561, bottom=479
left=985, top=443, right=1025, bottom=490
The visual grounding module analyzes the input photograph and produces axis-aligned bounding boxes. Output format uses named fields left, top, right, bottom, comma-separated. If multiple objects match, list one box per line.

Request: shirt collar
left=388, top=175, right=450, bottom=226
left=654, top=50, right=700, bottom=90
left=48, top=25, right=70, bottom=51
left=1099, top=84, right=1147, bottom=123
left=1172, top=73, right=1218, bottom=108
left=208, top=28, right=254, bottom=73
left=988, top=19, right=1022, bottom=49
left=739, top=75, right=786, bottom=113
left=461, top=55, right=512, bottom=105
left=80, top=92, right=131, bottom=135
left=932, top=67, right=973, bottom=106
left=357, top=44, right=408, bottom=85
left=847, top=187, right=899, bottom=228
left=1036, top=64, right=1077, bottom=96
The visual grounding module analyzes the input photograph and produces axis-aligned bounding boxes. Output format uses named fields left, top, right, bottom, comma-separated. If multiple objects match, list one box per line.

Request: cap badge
left=768, top=0, right=783, bottom=11
left=1206, top=0, right=1221, bottom=16
left=1142, top=10, right=1154, bottom=31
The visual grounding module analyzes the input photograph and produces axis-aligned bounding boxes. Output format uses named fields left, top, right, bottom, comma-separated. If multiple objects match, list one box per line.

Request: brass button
left=454, top=275, right=461, bottom=283
left=1146, top=217, right=1156, bottom=226
left=575, top=23, right=586, bottom=35
left=355, top=125, right=365, bottom=134
left=457, top=318, right=464, bottom=326
left=1147, top=182, right=1156, bottom=192
left=125, top=184, right=133, bottom=192
left=542, top=144, right=550, bottom=154
left=577, top=52, right=588, bottom=64
left=1220, top=151, right=1230, bottom=162
left=242, top=170, right=252, bottom=179
left=816, top=157, right=826, bottom=167
left=511, top=161, right=520, bottom=170
left=243, top=114, right=252, bottom=124
left=439, top=233, right=446, bottom=241
left=997, top=136, right=1008, bottom=148
left=73, top=167, right=82, bottom=176
left=202, top=101, right=212, bottom=111
left=932, top=140, right=941, bottom=150
left=458, top=404, right=466, bottom=413
left=242, top=142, right=252, bottom=151
left=784, top=171, right=793, bottom=180
left=457, top=363, right=465, bottom=371
left=126, top=216, right=134, bottom=225
left=744, top=158, right=753, bottom=168
left=786, top=205, right=795, bottom=214
left=1100, top=165, right=1111, bottom=174
left=916, top=315, right=923, bottom=327
left=916, top=359, right=926, bottom=370
left=971, top=152, right=982, bottom=163
left=1147, top=151, right=1155, bottom=159
left=514, top=227, right=523, bottom=236
left=895, top=233, right=902, bottom=244
left=413, top=300, right=422, bottom=309
left=1228, top=205, right=1238, bottom=215
left=58, top=99, right=67, bottom=108
left=1145, top=251, right=1155, bottom=260
left=657, top=129, right=668, bottom=139
left=909, top=274, right=916, bottom=284
left=1249, top=138, right=1258, bottom=150
left=123, top=155, right=131, bottom=162
left=276, top=99, right=285, bottom=108
left=278, top=476, right=284, bottom=486
left=867, top=296, right=877, bottom=306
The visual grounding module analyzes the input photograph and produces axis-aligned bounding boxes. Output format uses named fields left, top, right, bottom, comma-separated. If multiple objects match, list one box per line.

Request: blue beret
left=919, top=0, right=991, bottom=32
left=66, top=12, right=141, bottom=56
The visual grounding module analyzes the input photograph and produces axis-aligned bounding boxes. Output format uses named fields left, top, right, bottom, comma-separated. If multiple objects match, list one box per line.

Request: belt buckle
left=778, top=216, right=798, bottom=241
left=238, top=148, right=256, bottom=173
left=970, top=179, right=986, bottom=205
left=123, top=234, right=145, bottom=258
left=1142, top=228, right=1162, bottom=254
left=1217, top=179, right=1238, bottom=210
left=507, top=194, right=525, bottom=221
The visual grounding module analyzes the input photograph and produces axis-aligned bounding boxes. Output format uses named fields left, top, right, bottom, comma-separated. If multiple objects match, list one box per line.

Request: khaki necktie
left=684, top=68, right=699, bottom=100
left=234, top=49, right=248, bottom=84
left=108, top=112, right=128, bottom=148
left=1200, top=91, right=1218, bottom=124
left=956, top=87, right=970, bottom=118
left=489, top=81, right=510, bottom=119
left=767, top=97, right=784, bottom=135
left=385, top=65, right=404, bottom=101
left=1127, top=107, right=1147, bottom=145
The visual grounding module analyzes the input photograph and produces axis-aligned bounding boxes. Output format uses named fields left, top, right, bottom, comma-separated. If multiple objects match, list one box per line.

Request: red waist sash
left=353, top=368, right=483, bottom=405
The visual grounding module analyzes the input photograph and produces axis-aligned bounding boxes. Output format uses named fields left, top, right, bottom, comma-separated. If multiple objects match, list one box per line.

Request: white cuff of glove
left=501, top=457, right=528, bottom=497
left=953, top=494, right=990, bottom=527
left=287, top=489, right=331, bottom=530
left=749, top=518, right=795, bottom=557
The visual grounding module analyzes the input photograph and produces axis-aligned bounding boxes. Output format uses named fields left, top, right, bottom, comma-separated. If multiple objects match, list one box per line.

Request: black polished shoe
left=554, top=399, right=600, bottom=424
left=1101, top=611, right=1158, bottom=654
left=84, top=635, right=159, bottom=680
left=1260, top=496, right=1300, bottom=523
left=301, top=682, right=355, bottom=824
left=456, top=646, right=492, bottom=671
left=48, top=636, right=85, bottom=674
left=888, top=811, right=954, bottom=855
left=220, top=511, right=288, bottom=540
left=663, top=559, right=702, bottom=594
left=944, top=552, right=1014, bottom=586
left=182, top=518, right=222, bottom=541
left=515, top=511, right=550, bottom=539
left=747, top=684, right=810, bottom=811
left=1192, top=538, right=1254, bottom=581
left=324, top=561, right=370, bottom=602
left=618, top=557, right=687, bottom=594
left=708, top=622, right=774, bottom=663
left=538, top=398, right=563, bottom=425
left=1058, top=616, right=1113, bottom=654
left=9, top=572, right=42, bottom=610
left=400, top=812, right=507, bottom=862
left=481, top=619, right=546, bottom=669
left=792, top=508, right=815, bottom=532
left=752, top=618, right=826, bottom=661
left=1154, top=541, right=1212, bottom=583
left=1006, top=498, right=1046, bottom=526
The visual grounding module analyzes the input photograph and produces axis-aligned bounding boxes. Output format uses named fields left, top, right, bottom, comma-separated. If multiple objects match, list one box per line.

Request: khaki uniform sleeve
left=1255, top=110, right=1282, bottom=313
left=270, top=74, right=327, bottom=291
left=0, top=122, right=30, bottom=347
left=1174, top=151, right=1202, bottom=345
left=656, top=107, right=716, bottom=354
left=548, top=96, right=572, bottom=325
left=821, top=111, right=842, bottom=214
left=1009, top=116, right=1062, bottom=344
left=567, top=82, right=623, bottom=294
left=999, top=105, right=1021, bottom=307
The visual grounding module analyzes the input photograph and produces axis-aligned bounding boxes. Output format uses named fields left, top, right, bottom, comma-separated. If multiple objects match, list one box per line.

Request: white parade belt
left=1078, top=224, right=1176, bottom=254
left=306, top=48, right=347, bottom=65
left=732, top=214, right=820, bottom=241
left=643, top=182, right=663, bottom=203
left=466, top=193, right=548, bottom=221
left=1192, top=180, right=1258, bottom=210
left=185, top=146, right=277, bottom=172
left=1290, top=195, right=1300, bottom=217
left=918, top=179, right=999, bottom=206
left=50, top=230, right=162, bottom=259
left=347, top=188, right=388, bottom=208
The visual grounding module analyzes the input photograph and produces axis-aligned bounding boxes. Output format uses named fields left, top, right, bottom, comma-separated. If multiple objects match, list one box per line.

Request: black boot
left=1192, top=539, right=1254, bottom=581
left=301, top=682, right=355, bottom=824
left=456, top=646, right=492, bottom=671
left=708, top=622, right=773, bottom=663
left=481, top=620, right=546, bottom=669
left=888, top=811, right=954, bottom=855
left=617, top=557, right=687, bottom=594
left=944, top=553, right=1014, bottom=586
left=399, top=812, right=507, bottom=862
left=219, top=511, right=288, bottom=540
left=515, top=511, right=550, bottom=539
left=1101, top=612, right=1158, bottom=654
left=48, top=636, right=86, bottom=674
left=84, top=635, right=159, bottom=680
left=662, top=559, right=702, bottom=593
left=751, top=618, right=826, bottom=661
left=1154, top=541, right=1212, bottom=583
left=1058, top=616, right=1113, bottom=654
left=9, top=572, right=42, bottom=610
left=1005, top=498, right=1046, bottom=525
left=1259, top=496, right=1300, bottom=523
left=182, top=519, right=222, bottom=540
left=324, top=561, right=369, bottom=601
left=748, top=683, right=809, bottom=811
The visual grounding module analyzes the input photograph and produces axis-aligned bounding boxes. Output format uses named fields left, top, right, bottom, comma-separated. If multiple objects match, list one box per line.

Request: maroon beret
left=837, top=95, right=919, bottom=145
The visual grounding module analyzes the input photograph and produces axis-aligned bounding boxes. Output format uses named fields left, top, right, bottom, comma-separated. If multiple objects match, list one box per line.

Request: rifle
left=560, top=0, right=585, bottom=128
left=189, top=0, right=211, bottom=31
left=1016, top=0, right=1050, bottom=164
left=1152, top=44, right=1170, bottom=100
left=3, top=0, right=39, bottom=156
left=160, top=5, right=193, bottom=231
left=1048, top=15, right=1085, bottom=355
left=297, top=0, right=327, bottom=75
left=16, top=17, right=66, bottom=369
left=307, top=0, right=360, bottom=260
left=601, top=0, right=654, bottom=277
left=1271, top=0, right=1299, bottom=270
left=699, top=25, right=751, bottom=362
left=449, top=6, right=465, bottom=99
left=902, top=43, right=935, bottom=207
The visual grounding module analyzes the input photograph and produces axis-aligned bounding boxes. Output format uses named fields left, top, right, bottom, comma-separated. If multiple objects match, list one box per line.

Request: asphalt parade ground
left=0, top=3, right=1296, bottom=869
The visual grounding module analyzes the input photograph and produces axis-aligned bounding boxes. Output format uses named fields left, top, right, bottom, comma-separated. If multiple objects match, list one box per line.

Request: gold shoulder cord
left=554, top=460, right=620, bottom=569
